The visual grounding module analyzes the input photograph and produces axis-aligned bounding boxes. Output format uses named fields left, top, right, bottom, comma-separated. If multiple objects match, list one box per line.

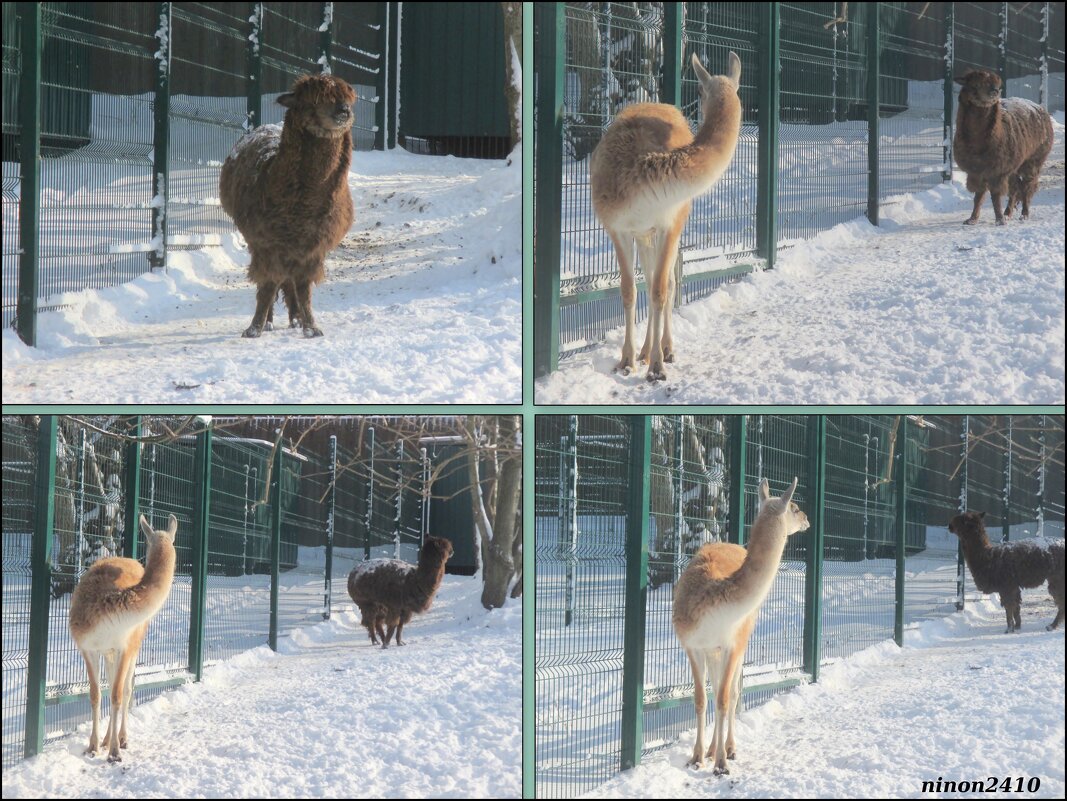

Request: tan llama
left=69, top=514, right=177, bottom=762
left=672, top=477, right=810, bottom=774
left=590, top=51, right=742, bottom=381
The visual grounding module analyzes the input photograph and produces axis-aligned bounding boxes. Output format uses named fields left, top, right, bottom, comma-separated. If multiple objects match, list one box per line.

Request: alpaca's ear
left=978, top=511, right=986, bottom=520
left=139, top=514, right=153, bottom=538
left=277, top=92, right=296, bottom=108
left=758, top=478, right=770, bottom=504
left=166, top=513, right=178, bottom=540
left=781, top=477, right=798, bottom=507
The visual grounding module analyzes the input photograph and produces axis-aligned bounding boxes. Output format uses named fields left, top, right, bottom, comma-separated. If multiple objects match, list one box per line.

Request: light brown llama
left=347, top=537, right=454, bottom=648
left=673, top=478, right=810, bottom=774
left=219, top=73, right=356, bottom=338
left=953, top=69, right=1053, bottom=225
left=590, top=52, right=742, bottom=381
left=69, top=514, right=177, bottom=762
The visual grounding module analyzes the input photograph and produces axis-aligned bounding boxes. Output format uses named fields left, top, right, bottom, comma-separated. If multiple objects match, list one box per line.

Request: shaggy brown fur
left=953, top=70, right=1053, bottom=225
left=948, top=511, right=1065, bottom=633
left=347, top=536, right=454, bottom=648
left=219, top=73, right=356, bottom=338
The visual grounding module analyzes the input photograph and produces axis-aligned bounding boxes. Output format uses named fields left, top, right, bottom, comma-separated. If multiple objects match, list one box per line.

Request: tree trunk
left=501, top=2, right=522, bottom=150
left=481, top=415, right=521, bottom=609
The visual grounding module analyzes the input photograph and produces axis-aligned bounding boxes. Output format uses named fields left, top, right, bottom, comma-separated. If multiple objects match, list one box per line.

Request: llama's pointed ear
left=978, top=511, right=986, bottom=520
left=277, top=92, right=296, bottom=108
left=166, top=514, right=178, bottom=539
left=691, top=52, right=714, bottom=91
left=725, top=51, right=741, bottom=90
left=781, top=477, right=798, bottom=507
left=758, top=478, right=770, bottom=503
left=139, top=514, right=153, bottom=538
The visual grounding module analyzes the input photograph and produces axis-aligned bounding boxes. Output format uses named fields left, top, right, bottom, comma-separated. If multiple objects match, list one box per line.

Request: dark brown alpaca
left=219, top=73, right=356, bottom=338
left=948, top=511, right=1065, bottom=633
left=347, top=537, right=454, bottom=648
left=953, top=70, right=1053, bottom=226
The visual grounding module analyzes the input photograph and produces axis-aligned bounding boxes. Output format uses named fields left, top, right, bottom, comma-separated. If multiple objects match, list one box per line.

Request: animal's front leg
left=609, top=232, right=637, bottom=374
left=281, top=281, right=301, bottom=328
left=243, top=282, right=278, bottom=338
left=964, top=188, right=986, bottom=225
left=294, top=281, right=324, bottom=338
left=661, top=256, right=678, bottom=364
left=990, top=191, right=1006, bottom=226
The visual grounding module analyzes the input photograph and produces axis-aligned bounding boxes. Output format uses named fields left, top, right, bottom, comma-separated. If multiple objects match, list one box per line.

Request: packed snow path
left=2, top=150, right=521, bottom=404
left=580, top=591, right=1065, bottom=799
left=2, top=578, right=521, bottom=799
left=537, top=177, right=1065, bottom=405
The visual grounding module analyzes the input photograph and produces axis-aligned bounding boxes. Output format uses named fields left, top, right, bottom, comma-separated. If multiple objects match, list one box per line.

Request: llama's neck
left=140, top=541, right=177, bottom=600
left=956, top=101, right=1000, bottom=146
left=958, top=527, right=993, bottom=571
left=728, top=516, right=789, bottom=613
left=280, top=124, right=352, bottom=184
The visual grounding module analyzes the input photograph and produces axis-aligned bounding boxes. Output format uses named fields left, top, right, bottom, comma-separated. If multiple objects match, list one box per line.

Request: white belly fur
left=678, top=601, right=749, bottom=654
left=77, top=609, right=150, bottom=653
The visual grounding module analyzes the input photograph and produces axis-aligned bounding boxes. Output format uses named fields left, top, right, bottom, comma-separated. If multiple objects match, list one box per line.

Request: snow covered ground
left=2, top=573, right=521, bottom=799
left=2, top=148, right=521, bottom=404
left=569, top=590, right=1065, bottom=799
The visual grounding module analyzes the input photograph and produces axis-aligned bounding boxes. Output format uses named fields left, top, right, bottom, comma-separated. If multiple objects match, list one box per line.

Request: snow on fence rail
left=533, top=413, right=1066, bottom=799
left=533, top=1, right=1067, bottom=374
left=0, top=414, right=443, bottom=770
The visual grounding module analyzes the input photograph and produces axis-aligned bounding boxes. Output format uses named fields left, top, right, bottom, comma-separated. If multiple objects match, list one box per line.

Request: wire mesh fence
left=534, top=413, right=1066, bottom=799
left=0, top=414, right=439, bottom=770
left=534, top=1, right=1067, bottom=374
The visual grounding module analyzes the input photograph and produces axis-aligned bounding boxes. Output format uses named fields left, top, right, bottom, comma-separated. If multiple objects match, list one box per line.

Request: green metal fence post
left=621, top=415, right=652, bottom=772
left=894, top=415, right=907, bottom=646
left=15, top=2, right=41, bottom=346
left=150, top=2, right=171, bottom=270
left=325, top=434, right=337, bottom=619
left=563, top=414, right=578, bottom=627
left=662, top=3, right=683, bottom=108
left=956, top=415, right=969, bottom=611
left=386, top=2, right=400, bottom=150
left=867, top=4, right=880, bottom=226
left=943, top=2, right=954, bottom=183
left=1002, top=416, right=1012, bottom=543
left=375, top=1, right=388, bottom=150
left=1040, top=3, right=1050, bottom=108
left=269, top=442, right=283, bottom=650
left=365, top=426, right=375, bottom=560
left=756, top=2, right=780, bottom=269
left=189, top=426, right=211, bottom=681
left=123, top=416, right=142, bottom=559
left=729, top=415, right=748, bottom=546
left=24, top=414, right=57, bottom=760
left=319, top=2, right=333, bottom=72
left=247, top=3, right=263, bottom=131
left=533, top=2, right=564, bottom=376
left=802, top=415, right=826, bottom=683
left=998, top=2, right=1009, bottom=98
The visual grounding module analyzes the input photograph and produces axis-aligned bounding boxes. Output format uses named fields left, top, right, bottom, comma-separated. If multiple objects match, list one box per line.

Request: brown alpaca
left=948, top=510, right=1065, bottom=633
left=219, top=73, right=356, bottom=338
left=347, top=536, right=454, bottom=648
left=953, top=70, right=1053, bottom=225
left=69, top=515, right=177, bottom=762
left=590, top=52, right=742, bottom=381
left=673, top=478, right=809, bottom=775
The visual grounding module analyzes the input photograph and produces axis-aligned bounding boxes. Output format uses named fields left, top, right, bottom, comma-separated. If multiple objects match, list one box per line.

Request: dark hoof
left=727, top=752, right=736, bottom=761
left=289, top=319, right=300, bottom=328
left=107, top=754, right=122, bottom=764
left=613, top=361, right=634, bottom=376
left=663, top=351, right=675, bottom=364
left=263, top=321, right=274, bottom=332
left=303, top=327, right=324, bottom=338
left=242, top=326, right=263, bottom=338
left=713, top=764, right=729, bottom=776
left=994, top=218, right=1006, bottom=226
left=646, top=367, right=666, bottom=383
left=84, top=746, right=97, bottom=757
left=963, top=218, right=978, bottom=226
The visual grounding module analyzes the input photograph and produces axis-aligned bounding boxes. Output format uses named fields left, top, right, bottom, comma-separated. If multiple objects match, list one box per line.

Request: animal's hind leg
left=280, top=280, right=301, bottom=328
left=81, top=651, right=102, bottom=756
left=608, top=230, right=638, bottom=374
left=1001, top=587, right=1022, bottom=633
left=243, top=281, right=278, bottom=338
left=293, top=280, right=323, bottom=338
left=395, top=610, right=412, bottom=646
